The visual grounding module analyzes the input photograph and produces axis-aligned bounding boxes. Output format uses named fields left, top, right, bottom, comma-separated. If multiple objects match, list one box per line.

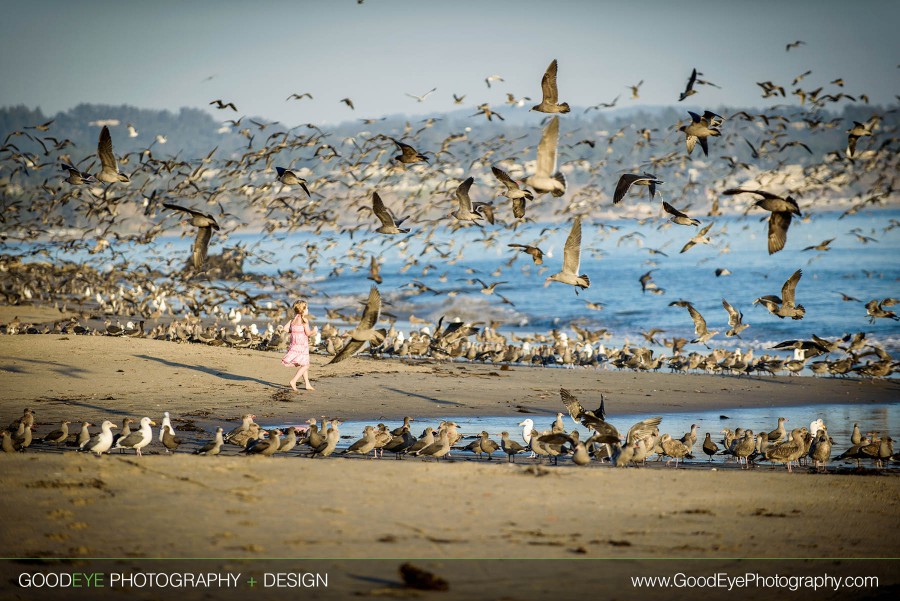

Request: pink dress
left=281, top=323, right=310, bottom=367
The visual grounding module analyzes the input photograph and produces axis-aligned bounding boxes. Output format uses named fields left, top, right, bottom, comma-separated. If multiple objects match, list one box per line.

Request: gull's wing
left=560, top=387, right=586, bottom=422
left=536, top=116, right=559, bottom=176
left=491, top=165, right=517, bottom=190
left=541, top=59, right=559, bottom=104
left=722, top=188, right=783, bottom=201
left=358, top=285, right=382, bottom=331
left=561, top=216, right=582, bottom=275
left=781, top=269, right=802, bottom=306
left=767, top=211, right=792, bottom=254
left=163, top=202, right=203, bottom=218
left=328, top=338, right=365, bottom=365
left=624, top=416, right=663, bottom=445
left=192, top=226, right=213, bottom=269
left=455, top=177, right=474, bottom=211
left=722, top=299, right=741, bottom=327
left=372, top=192, right=395, bottom=227
left=663, top=201, right=688, bottom=219
left=614, top=173, right=640, bottom=204
left=685, top=134, right=697, bottom=154
left=98, top=126, right=117, bottom=171
left=687, top=304, right=708, bottom=335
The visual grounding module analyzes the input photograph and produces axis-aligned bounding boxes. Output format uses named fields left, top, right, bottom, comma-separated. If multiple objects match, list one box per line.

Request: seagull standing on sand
left=545, top=216, right=590, bottom=294
left=114, top=416, right=156, bottom=457
left=80, top=420, right=117, bottom=456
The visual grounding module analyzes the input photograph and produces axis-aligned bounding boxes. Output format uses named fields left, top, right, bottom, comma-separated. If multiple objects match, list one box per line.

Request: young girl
left=281, top=300, right=318, bottom=391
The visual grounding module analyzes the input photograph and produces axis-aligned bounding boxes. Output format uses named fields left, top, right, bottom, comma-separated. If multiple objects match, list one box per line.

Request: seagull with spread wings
left=95, top=126, right=129, bottom=183
left=669, top=300, right=718, bottom=347
left=679, top=110, right=723, bottom=156
left=753, top=269, right=806, bottom=320
left=545, top=216, right=590, bottom=294
left=560, top=388, right=662, bottom=445
left=722, top=299, right=749, bottom=337
left=370, top=191, right=410, bottom=234
left=162, top=203, right=220, bottom=270
left=723, top=188, right=801, bottom=254
left=491, top=165, right=533, bottom=219
left=531, top=59, right=570, bottom=114
left=405, top=87, right=437, bottom=102
left=613, top=172, right=663, bottom=204
left=663, top=201, right=700, bottom=226
left=388, top=137, right=428, bottom=165
left=524, top=116, right=566, bottom=196
left=275, top=167, right=310, bottom=196
left=449, top=177, right=482, bottom=224
left=328, top=286, right=384, bottom=364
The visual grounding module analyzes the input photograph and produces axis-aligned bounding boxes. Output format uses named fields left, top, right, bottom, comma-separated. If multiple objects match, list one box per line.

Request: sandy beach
left=1, top=325, right=898, bottom=599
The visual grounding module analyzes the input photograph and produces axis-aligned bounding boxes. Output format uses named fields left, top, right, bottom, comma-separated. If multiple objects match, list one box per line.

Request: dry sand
left=1, top=330, right=898, bottom=600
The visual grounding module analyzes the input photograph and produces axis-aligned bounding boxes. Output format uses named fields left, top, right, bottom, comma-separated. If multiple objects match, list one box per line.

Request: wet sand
left=1, top=329, right=899, bottom=600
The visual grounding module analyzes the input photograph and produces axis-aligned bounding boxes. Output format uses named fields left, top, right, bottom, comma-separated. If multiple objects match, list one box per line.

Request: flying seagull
left=162, top=203, right=221, bottom=270
left=753, top=269, right=806, bottom=320
left=545, top=216, right=590, bottom=294
left=722, top=299, right=749, bottom=337
left=328, top=286, right=384, bottom=364
left=613, top=172, right=663, bottom=204
left=96, top=126, right=129, bottom=183
left=723, top=188, right=801, bottom=254
left=388, top=137, right=428, bottom=165
left=679, top=111, right=723, bottom=156
left=524, top=116, right=566, bottom=196
left=531, top=59, right=570, bottom=114
left=491, top=165, right=533, bottom=219
left=370, top=191, right=410, bottom=234
left=669, top=300, right=718, bottom=347
left=275, top=167, right=310, bottom=196
left=663, top=201, right=700, bottom=226
left=405, top=87, right=437, bottom=102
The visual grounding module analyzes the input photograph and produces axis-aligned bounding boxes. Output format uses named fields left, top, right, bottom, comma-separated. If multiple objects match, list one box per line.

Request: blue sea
left=122, top=208, right=900, bottom=358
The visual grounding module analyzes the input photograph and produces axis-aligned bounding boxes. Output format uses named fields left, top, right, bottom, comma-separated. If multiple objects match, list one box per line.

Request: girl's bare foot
left=305, top=385, right=315, bottom=391
left=289, top=382, right=299, bottom=391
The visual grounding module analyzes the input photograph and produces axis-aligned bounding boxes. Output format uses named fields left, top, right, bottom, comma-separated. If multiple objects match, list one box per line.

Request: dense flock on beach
left=1, top=48, right=898, bottom=382
left=3, top=394, right=897, bottom=473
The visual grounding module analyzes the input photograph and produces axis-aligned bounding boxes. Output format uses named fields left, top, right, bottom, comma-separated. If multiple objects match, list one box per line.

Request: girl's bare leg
left=289, top=366, right=303, bottom=391
left=298, top=364, right=314, bottom=390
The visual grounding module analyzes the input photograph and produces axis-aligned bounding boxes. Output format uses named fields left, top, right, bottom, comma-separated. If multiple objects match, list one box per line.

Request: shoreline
left=0, top=335, right=897, bottom=426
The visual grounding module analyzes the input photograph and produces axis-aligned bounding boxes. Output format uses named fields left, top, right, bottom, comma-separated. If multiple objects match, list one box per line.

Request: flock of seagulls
left=0, top=47, right=896, bottom=380
left=4, top=402, right=895, bottom=474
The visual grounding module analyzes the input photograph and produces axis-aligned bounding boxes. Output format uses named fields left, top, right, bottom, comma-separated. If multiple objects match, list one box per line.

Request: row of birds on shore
left=4, top=396, right=896, bottom=472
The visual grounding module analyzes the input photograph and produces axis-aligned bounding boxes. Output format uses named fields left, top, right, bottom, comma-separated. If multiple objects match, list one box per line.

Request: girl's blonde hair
left=292, top=300, right=308, bottom=316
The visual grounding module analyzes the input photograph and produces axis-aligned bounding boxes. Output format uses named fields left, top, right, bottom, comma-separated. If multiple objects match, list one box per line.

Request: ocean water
left=12, top=209, right=900, bottom=358
left=146, top=209, right=900, bottom=356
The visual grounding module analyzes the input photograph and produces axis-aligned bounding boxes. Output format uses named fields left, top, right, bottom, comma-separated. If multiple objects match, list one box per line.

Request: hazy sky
left=1, top=0, right=897, bottom=126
